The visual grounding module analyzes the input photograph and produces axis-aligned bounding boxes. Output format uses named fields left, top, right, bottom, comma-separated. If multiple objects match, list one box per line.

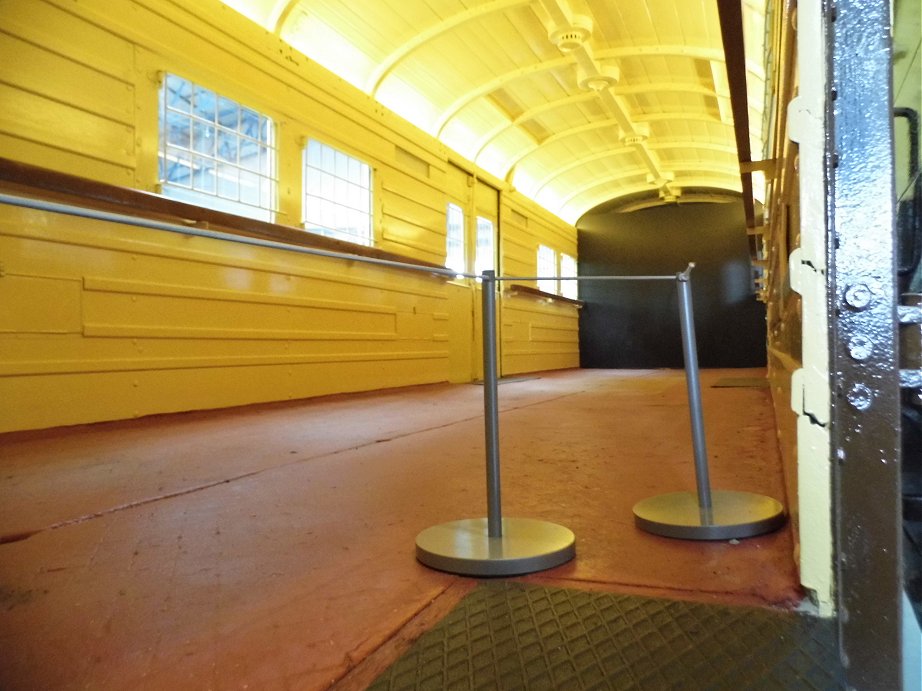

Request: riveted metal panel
left=827, top=0, right=903, bottom=687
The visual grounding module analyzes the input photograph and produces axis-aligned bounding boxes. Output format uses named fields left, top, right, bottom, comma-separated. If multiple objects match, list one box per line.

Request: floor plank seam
left=2, top=388, right=595, bottom=543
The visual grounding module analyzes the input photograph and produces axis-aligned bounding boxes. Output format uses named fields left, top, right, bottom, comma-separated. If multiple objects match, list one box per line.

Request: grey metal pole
left=676, top=267, right=713, bottom=513
left=481, top=270, right=503, bottom=537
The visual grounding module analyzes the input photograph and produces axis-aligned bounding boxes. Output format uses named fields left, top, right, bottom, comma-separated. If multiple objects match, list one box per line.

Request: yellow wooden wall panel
left=379, top=168, right=445, bottom=260
left=0, top=205, right=454, bottom=432
left=502, top=352, right=578, bottom=375
left=0, top=324, right=449, bottom=376
left=0, top=275, right=82, bottom=333
left=0, top=0, right=579, bottom=431
left=474, top=180, right=498, bottom=217
left=500, top=294, right=580, bottom=375
left=0, top=135, right=135, bottom=187
left=1, top=0, right=136, bottom=81
left=0, top=210, right=446, bottom=304
left=0, top=352, right=448, bottom=430
left=0, top=32, right=135, bottom=125
left=381, top=218, right=443, bottom=260
left=82, top=276, right=396, bottom=314
left=0, top=346, right=449, bottom=378
left=82, top=294, right=399, bottom=339
left=0, top=83, right=135, bottom=167
left=381, top=175, right=443, bottom=220
left=503, top=237, right=537, bottom=265
left=444, top=163, right=472, bottom=201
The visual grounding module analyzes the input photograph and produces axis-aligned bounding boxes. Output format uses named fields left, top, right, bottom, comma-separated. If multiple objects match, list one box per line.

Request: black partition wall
left=577, top=202, right=766, bottom=368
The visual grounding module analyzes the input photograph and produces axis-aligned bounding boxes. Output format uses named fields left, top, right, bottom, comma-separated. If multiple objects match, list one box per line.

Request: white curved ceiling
left=220, top=0, right=766, bottom=224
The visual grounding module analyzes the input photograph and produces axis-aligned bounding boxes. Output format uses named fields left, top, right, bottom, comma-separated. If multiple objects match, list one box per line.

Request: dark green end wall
left=577, top=202, right=766, bottom=368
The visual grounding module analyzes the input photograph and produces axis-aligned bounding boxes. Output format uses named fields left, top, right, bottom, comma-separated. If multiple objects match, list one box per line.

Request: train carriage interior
left=0, top=0, right=920, bottom=688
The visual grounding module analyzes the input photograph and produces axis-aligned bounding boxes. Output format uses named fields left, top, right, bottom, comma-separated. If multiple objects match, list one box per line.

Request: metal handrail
left=0, top=191, right=687, bottom=283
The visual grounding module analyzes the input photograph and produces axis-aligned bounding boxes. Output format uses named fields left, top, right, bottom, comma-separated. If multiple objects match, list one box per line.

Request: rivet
left=847, top=335, right=873, bottom=361
left=846, top=383, right=873, bottom=410
left=844, top=283, right=872, bottom=309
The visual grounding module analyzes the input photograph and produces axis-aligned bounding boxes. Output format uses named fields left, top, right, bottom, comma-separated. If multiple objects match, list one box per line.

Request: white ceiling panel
left=225, top=0, right=766, bottom=223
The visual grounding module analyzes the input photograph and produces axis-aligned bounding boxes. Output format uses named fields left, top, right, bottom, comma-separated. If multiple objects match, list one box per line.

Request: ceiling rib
left=617, top=81, right=722, bottom=97
left=636, top=112, right=729, bottom=125
left=502, top=119, right=622, bottom=179
left=432, top=44, right=747, bottom=137
left=560, top=165, right=742, bottom=197
left=366, top=0, right=532, bottom=96
left=270, top=0, right=300, bottom=34
left=220, top=0, right=766, bottom=222
left=532, top=150, right=637, bottom=196
left=473, top=93, right=598, bottom=164
left=533, top=150, right=741, bottom=197
left=560, top=174, right=743, bottom=210
left=434, top=55, right=575, bottom=136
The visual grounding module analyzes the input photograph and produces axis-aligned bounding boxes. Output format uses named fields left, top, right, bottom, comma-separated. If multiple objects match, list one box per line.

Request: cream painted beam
left=530, top=146, right=740, bottom=196
left=636, top=112, right=731, bottom=126
left=472, top=93, right=597, bottom=163
left=432, top=47, right=761, bottom=138
left=559, top=177, right=744, bottom=221
left=537, top=0, right=570, bottom=26
left=557, top=173, right=742, bottom=209
left=476, top=84, right=729, bottom=164
left=269, top=0, right=299, bottom=33
left=366, top=0, right=532, bottom=96
left=540, top=162, right=743, bottom=198
left=501, top=119, right=622, bottom=178
left=617, top=81, right=723, bottom=97
left=531, top=149, right=637, bottom=195
left=434, top=55, right=575, bottom=137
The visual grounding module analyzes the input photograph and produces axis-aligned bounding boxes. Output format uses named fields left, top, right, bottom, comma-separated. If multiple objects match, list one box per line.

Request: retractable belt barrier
left=416, top=265, right=785, bottom=576
left=1, top=193, right=786, bottom=575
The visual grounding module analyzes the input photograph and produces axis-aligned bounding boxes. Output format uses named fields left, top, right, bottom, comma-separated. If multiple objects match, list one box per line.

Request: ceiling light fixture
left=548, top=14, right=593, bottom=52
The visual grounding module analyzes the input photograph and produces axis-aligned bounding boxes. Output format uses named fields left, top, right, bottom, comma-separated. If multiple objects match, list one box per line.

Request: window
left=537, top=244, right=557, bottom=294
left=159, top=74, right=277, bottom=221
left=474, top=216, right=495, bottom=275
left=303, top=140, right=373, bottom=246
left=560, top=253, right=578, bottom=299
left=446, top=203, right=465, bottom=274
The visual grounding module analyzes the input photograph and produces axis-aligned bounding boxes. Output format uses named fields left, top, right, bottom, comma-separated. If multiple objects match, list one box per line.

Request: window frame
left=445, top=202, right=466, bottom=274
left=559, top=252, right=578, bottom=300
left=158, top=73, right=278, bottom=222
left=474, top=215, right=495, bottom=275
left=537, top=244, right=558, bottom=295
left=302, top=138, right=374, bottom=247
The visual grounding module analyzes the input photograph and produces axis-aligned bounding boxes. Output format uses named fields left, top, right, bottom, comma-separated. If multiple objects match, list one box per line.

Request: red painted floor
left=0, top=368, right=800, bottom=690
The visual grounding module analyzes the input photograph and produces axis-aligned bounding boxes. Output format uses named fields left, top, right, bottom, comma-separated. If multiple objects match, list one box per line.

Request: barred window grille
left=446, top=203, right=466, bottom=274
left=303, top=140, right=373, bottom=247
left=560, top=253, right=578, bottom=299
left=474, top=216, right=495, bottom=275
left=159, top=74, right=277, bottom=221
left=537, top=244, right=557, bottom=294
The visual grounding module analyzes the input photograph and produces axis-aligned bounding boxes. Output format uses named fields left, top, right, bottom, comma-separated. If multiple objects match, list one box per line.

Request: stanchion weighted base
left=633, top=490, right=786, bottom=540
left=416, top=517, right=576, bottom=576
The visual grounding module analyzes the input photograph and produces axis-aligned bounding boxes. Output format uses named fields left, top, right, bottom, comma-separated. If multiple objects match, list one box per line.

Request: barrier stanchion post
left=631, top=264, right=786, bottom=540
left=482, top=270, right=503, bottom=537
left=676, top=268, right=714, bottom=523
left=414, top=270, right=576, bottom=575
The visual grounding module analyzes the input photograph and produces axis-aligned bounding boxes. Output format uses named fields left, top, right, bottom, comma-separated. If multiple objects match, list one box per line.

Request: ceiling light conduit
left=540, top=0, right=678, bottom=202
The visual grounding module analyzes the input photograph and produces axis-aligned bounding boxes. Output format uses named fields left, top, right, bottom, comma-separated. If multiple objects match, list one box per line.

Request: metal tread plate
left=370, top=582, right=842, bottom=690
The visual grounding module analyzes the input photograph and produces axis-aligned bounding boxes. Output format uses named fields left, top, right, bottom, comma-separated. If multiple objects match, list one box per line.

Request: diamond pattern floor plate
left=369, top=582, right=842, bottom=690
